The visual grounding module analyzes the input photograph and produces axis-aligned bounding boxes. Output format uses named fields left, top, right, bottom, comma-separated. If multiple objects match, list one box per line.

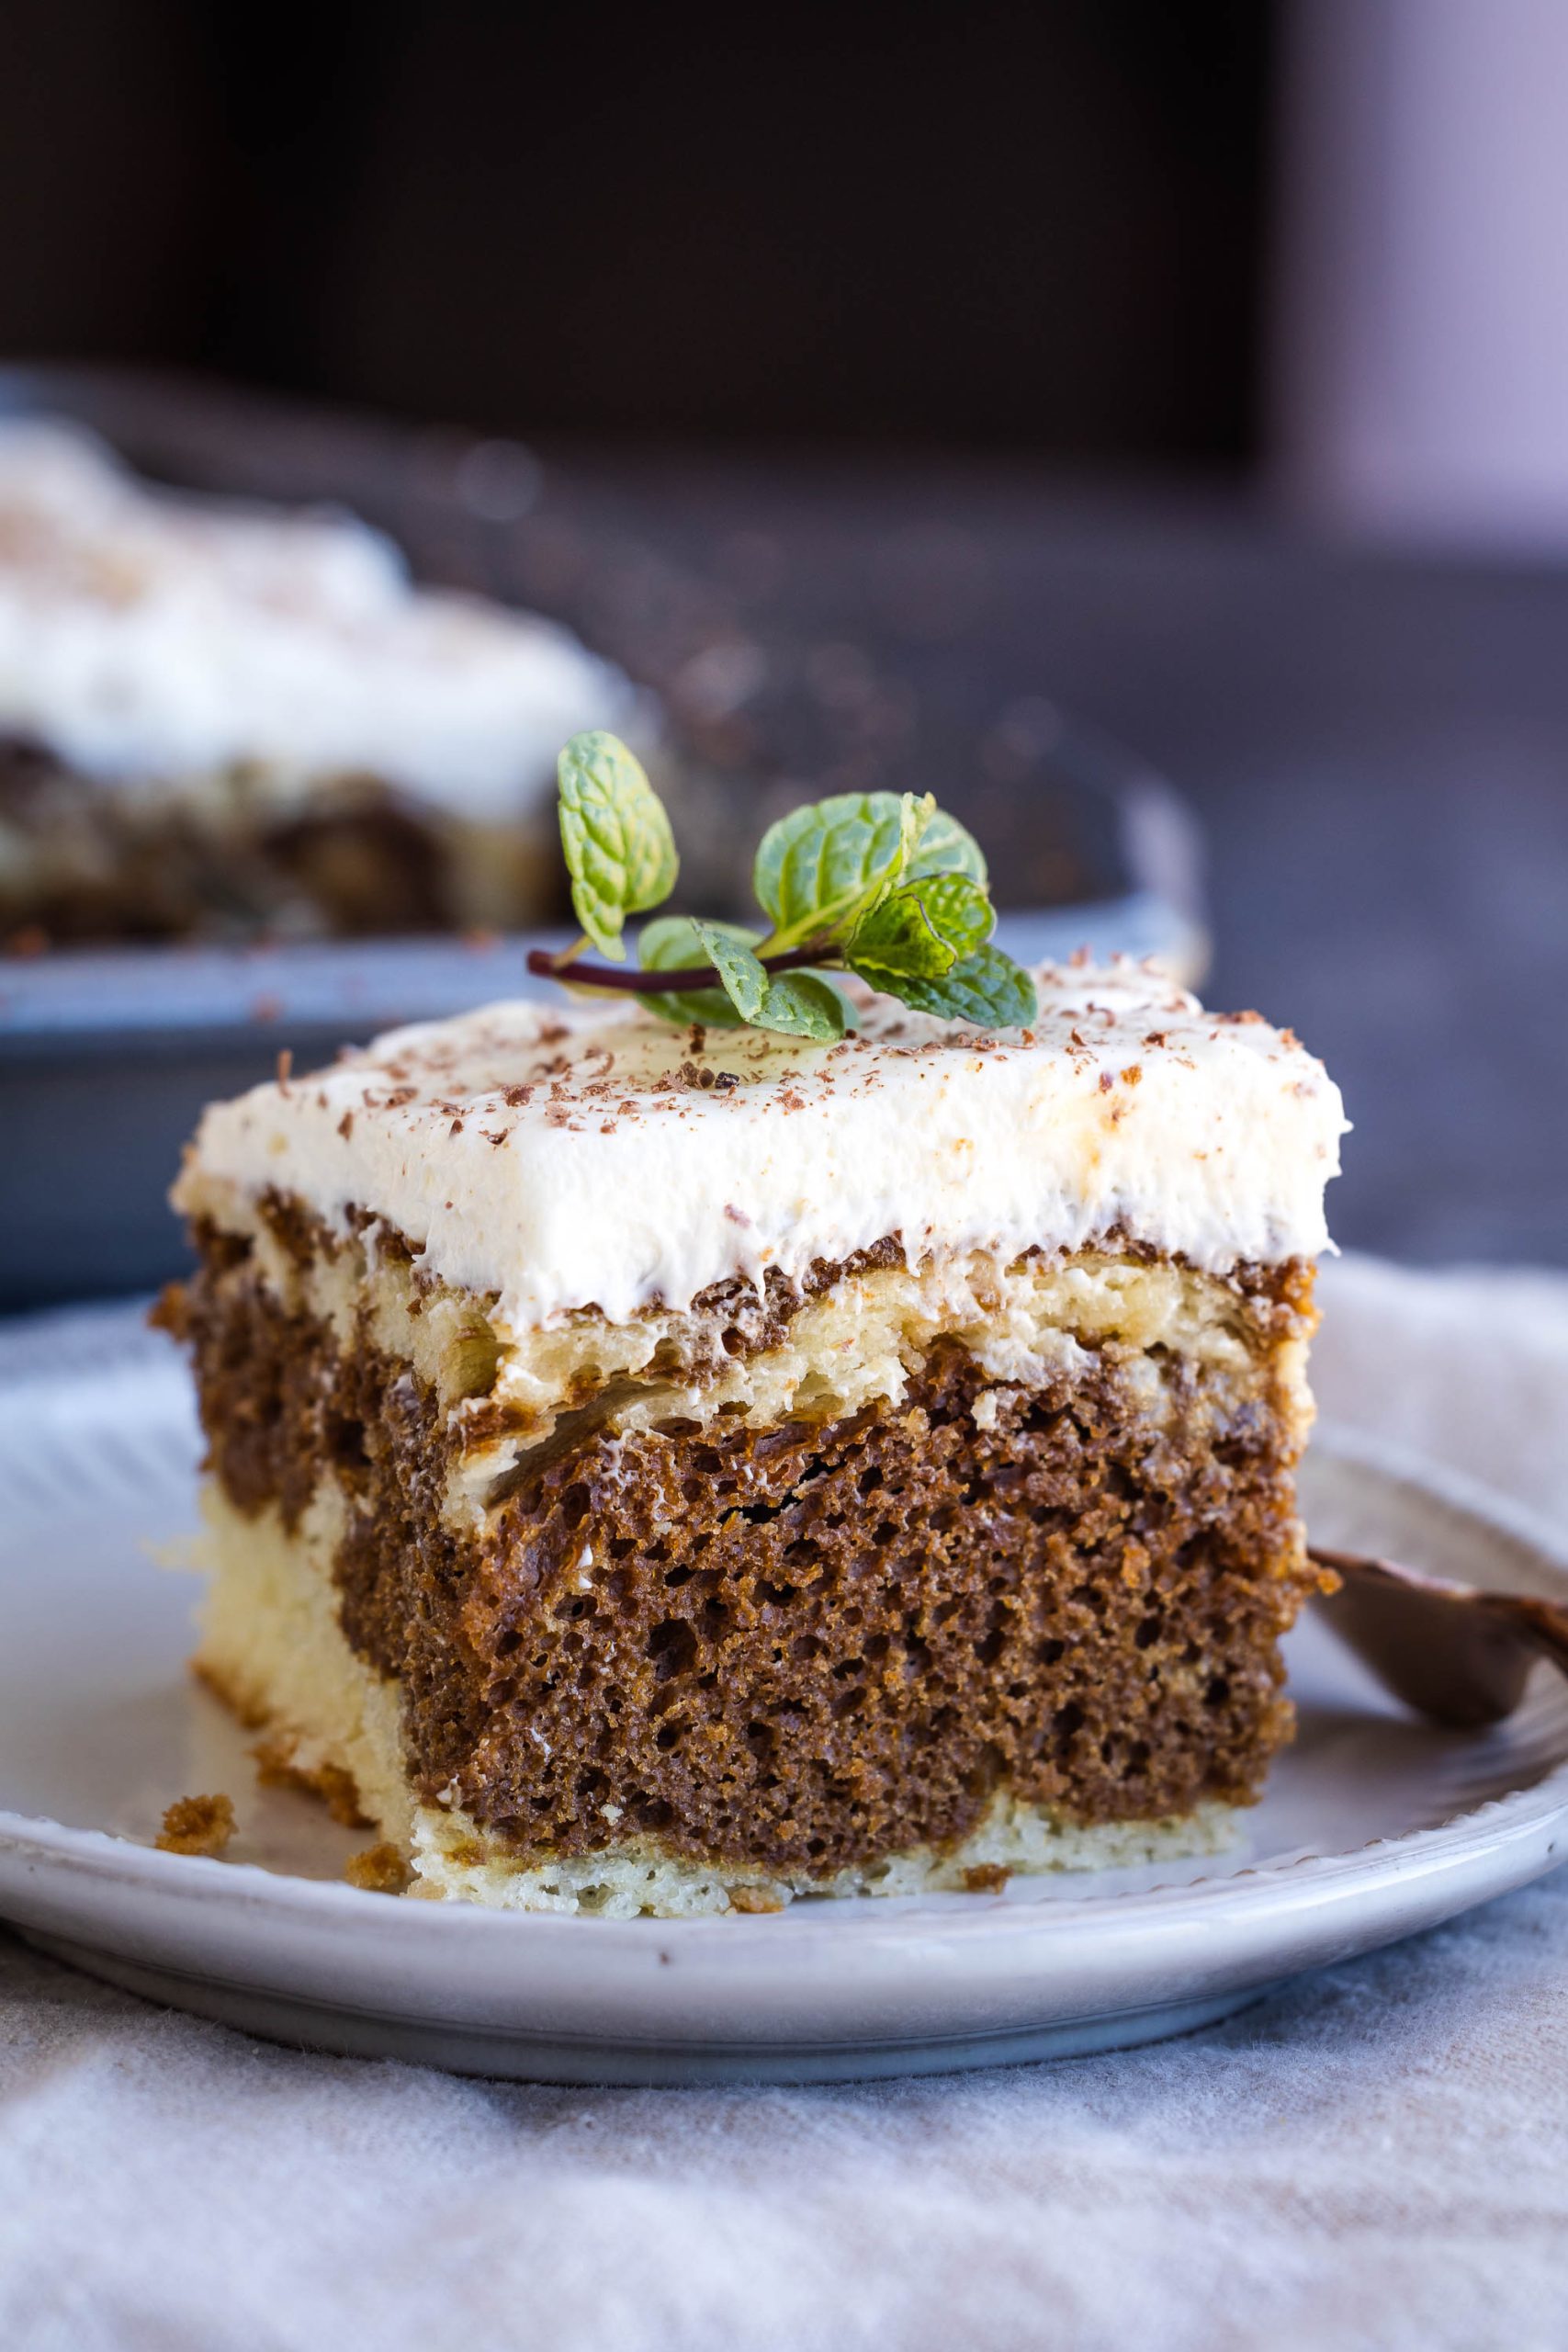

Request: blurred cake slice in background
left=0, top=420, right=639, bottom=943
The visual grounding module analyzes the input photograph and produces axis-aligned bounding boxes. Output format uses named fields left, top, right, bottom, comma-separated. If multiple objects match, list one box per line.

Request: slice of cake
left=0, top=421, right=634, bottom=942
left=157, top=960, right=1345, bottom=1915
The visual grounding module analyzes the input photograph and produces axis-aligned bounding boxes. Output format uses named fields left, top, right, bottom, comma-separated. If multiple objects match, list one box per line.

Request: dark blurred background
left=0, top=1, right=1272, bottom=462
left=2, top=0, right=1566, bottom=1268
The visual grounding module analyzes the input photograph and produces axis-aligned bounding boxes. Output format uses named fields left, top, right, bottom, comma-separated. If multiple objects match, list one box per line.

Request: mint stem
left=527, top=943, right=833, bottom=995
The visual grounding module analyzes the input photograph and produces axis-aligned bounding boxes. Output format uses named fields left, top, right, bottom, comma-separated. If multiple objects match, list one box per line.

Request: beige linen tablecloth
left=3, top=1255, right=1568, bottom=2352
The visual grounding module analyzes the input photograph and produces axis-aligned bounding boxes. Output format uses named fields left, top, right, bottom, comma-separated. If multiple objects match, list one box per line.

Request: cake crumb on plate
left=155, top=1792, right=235, bottom=1857
left=344, top=1842, right=409, bottom=1894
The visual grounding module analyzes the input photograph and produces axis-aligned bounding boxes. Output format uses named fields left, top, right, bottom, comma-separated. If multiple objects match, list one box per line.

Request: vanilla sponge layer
left=196, top=1484, right=1239, bottom=1918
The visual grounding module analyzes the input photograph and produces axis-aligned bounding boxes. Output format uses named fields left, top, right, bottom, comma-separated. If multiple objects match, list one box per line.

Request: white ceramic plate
left=3, top=1311, right=1566, bottom=2084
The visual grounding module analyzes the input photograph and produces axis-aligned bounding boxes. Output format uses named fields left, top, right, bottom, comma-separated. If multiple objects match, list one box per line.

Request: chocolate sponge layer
left=161, top=1215, right=1318, bottom=1880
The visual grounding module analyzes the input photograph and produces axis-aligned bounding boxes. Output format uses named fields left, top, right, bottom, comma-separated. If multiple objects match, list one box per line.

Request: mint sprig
left=528, top=732, right=1036, bottom=1039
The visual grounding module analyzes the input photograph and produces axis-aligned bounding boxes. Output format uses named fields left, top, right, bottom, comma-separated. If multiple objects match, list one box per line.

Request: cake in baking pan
left=0, top=422, right=633, bottom=942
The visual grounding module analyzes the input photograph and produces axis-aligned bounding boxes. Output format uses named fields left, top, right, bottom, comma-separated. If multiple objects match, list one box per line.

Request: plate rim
left=3, top=1418, right=1567, bottom=1961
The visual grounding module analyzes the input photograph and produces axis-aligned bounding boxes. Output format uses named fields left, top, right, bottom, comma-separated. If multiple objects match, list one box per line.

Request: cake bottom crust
left=195, top=1486, right=1239, bottom=1917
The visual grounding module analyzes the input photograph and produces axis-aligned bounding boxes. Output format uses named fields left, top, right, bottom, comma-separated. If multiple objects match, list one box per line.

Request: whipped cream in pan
left=0, top=421, right=630, bottom=816
left=177, top=962, right=1348, bottom=1333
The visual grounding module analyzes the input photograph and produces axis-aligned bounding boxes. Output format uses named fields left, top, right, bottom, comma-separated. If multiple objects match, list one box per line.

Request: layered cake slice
left=158, top=960, right=1345, bottom=1914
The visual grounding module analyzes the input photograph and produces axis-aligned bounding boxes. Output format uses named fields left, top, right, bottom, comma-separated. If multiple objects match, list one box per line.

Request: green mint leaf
left=905, top=807, right=987, bottom=889
left=913, top=871, right=995, bottom=955
left=635, top=914, right=757, bottom=1026
left=751, top=971, right=849, bottom=1041
left=880, top=943, right=1037, bottom=1028
left=558, top=731, right=678, bottom=962
left=694, top=921, right=770, bottom=1023
left=846, top=872, right=994, bottom=987
left=694, top=921, right=847, bottom=1041
left=753, top=790, right=933, bottom=953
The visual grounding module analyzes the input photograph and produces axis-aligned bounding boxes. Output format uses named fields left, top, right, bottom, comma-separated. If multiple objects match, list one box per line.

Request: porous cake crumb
left=344, top=1842, right=410, bottom=1894
left=155, top=1792, right=236, bottom=1858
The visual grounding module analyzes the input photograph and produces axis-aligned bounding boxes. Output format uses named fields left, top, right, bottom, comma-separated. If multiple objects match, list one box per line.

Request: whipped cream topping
left=0, top=421, right=630, bottom=815
left=178, top=962, right=1348, bottom=1335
